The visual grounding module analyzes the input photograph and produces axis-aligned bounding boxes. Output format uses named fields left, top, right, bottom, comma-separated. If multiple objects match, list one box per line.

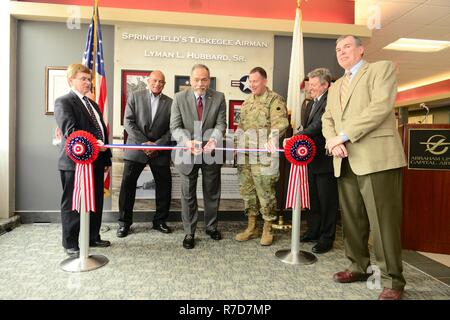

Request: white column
left=0, top=1, right=16, bottom=219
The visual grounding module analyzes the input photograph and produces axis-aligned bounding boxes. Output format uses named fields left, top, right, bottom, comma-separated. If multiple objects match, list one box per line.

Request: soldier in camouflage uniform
left=235, top=67, right=289, bottom=246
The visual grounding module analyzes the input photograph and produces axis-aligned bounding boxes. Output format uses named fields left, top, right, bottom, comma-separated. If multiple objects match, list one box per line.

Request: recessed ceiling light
left=383, top=38, right=450, bottom=52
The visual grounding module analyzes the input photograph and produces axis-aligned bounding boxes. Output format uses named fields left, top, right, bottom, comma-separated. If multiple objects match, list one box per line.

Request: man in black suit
left=55, top=63, right=112, bottom=258
left=170, top=64, right=227, bottom=249
left=286, top=68, right=339, bottom=254
left=117, top=70, right=173, bottom=238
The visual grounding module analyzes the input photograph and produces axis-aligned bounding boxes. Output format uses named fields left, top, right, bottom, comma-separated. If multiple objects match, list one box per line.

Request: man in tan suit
left=322, top=35, right=406, bottom=300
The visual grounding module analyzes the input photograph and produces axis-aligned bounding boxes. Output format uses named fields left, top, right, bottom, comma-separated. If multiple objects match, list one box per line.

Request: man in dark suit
left=116, top=70, right=173, bottom=237
left=170, top=64, right=227, bottom=249
left=55, top=63, right=112, bottom=258
left=285, top=68, right=339, bottom=254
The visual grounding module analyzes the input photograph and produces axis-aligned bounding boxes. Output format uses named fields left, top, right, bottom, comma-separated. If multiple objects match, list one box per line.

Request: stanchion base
left=275, top=249, right=317, bottom=265
left=272, top=223, right=292, bottom=231
left=60, top=255, right=109, bottom=272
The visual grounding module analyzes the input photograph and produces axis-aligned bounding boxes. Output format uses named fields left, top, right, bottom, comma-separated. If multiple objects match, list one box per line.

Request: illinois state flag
left=82, top=1, right=111, bottom=196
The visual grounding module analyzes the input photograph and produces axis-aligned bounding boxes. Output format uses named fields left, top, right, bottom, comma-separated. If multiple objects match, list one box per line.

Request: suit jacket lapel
left=342, top=61, right=368, bottom=110
left=202, top=89, right=213, bottom=125
left=71, top=91, right=93, bottom=125
left=184, top=88, right=197, bottom=122
left=150, top=95, right=167, bottom=128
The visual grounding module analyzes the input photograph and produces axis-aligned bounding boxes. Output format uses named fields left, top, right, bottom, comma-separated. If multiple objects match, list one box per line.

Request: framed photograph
left=121, top=69, right=152, bottom=125
left=45, top=66, right=70, bottom=115
left=229, top=100, right=244, bottom=130
left=174, top=75, right=216, bottom=93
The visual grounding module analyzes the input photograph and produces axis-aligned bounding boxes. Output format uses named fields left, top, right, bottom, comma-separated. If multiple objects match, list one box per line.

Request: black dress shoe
left=90, top=239, right=111, bottom=247
left=65, top=248, right=80, bottom=258
left=206, top=229, right=222, bottom=240
left=116, top=226, right=130, bottom=238
left=312, top=242, right=332, bottom=254
left=183, top=234, right=195, bottom=249
left=152, top=222, right=172, bottom=234
left=300, top=234, right=318, bottom=243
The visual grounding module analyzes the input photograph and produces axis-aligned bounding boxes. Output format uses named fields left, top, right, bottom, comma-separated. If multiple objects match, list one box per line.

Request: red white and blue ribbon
left=284, top=135, right=316, bottom=209
left=66, top=131, right=99, bottom=213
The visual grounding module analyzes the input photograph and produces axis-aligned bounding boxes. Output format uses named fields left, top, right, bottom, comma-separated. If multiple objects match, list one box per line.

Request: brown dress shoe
left=378, top=288, right=403, bottom=300
left=333, top=270, right=371, bottom=283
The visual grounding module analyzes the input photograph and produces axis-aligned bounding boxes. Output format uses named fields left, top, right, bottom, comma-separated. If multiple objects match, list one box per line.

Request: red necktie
left=197, top=96, right=203, bottom=121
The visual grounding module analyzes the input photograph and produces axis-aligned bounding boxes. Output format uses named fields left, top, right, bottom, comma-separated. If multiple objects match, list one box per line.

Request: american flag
left=82, top=1, right=111, bottom=196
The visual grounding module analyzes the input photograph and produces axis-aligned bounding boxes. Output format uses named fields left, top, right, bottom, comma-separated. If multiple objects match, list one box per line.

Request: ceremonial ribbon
left=66, top=131, right=316, bottom=212
left=66, top=131, right=99, bottom=213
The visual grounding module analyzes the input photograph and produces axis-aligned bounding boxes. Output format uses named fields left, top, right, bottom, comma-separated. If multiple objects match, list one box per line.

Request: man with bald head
left=117, top=70, right=174, bottom=238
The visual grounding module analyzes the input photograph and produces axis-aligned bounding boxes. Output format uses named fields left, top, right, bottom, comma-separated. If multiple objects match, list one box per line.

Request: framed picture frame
left=174, top=75, right=216, bottom=93
left=121, top=69, right=152, bottom=125
left=45, top=66, right=70, bottom=115
left=229, top=100, right=244, bottom=130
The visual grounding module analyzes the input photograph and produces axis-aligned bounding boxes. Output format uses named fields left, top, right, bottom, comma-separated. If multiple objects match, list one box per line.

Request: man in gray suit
left=117, top=70, right=173, bottom=238
left=170, top=64, right=227, bottom=249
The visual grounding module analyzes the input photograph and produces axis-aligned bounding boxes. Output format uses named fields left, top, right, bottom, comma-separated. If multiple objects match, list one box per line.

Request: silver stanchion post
left=60, top=178, right=109, bottom=272
left=275, top=177, right=317, bottom=265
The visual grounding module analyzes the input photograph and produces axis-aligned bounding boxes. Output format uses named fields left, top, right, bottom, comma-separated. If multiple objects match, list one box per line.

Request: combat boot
left=235, top=215, right=258, bottom=241
left=260, top=220, right=274, bottom=246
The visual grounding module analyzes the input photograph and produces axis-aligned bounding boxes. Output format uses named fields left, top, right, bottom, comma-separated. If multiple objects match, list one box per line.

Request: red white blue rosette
left=284, top=134, right=316, bottom=166
left=66, top=130, right=99, bottom=164
left=284, top=135, right=316, bottom=209
left=65, top=130, right=99, bottom=213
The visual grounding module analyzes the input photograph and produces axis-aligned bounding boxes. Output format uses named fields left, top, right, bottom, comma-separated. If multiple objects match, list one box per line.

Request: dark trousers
left=118, top=160, right=172, bottom=227
left=59, top=162, right=105, bottom=249
left=304, top=171, right=339, bottom=245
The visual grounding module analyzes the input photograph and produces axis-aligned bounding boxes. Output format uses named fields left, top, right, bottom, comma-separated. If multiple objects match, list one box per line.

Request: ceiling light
left=383, top=38, right=450, bottom=52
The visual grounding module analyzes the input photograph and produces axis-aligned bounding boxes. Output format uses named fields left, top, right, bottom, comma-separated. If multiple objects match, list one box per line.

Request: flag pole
left=91, top=0, right=98, bottom=98
left=275, top=0, right=317, bottom=265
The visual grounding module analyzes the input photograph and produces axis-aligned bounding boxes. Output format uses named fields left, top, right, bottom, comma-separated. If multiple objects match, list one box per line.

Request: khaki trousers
left=338, top=158, right=405, bottom=290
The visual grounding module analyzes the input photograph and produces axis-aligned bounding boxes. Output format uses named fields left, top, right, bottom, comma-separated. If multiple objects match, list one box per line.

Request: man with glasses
left=170, top=64, right=227, bottom=249
left=116, top=70, right=174, bottom=238
left=55, top=63, right=112, bottom=257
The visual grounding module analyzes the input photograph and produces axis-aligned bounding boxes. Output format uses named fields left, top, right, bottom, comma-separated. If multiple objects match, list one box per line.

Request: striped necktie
left=82, top=96, right=104, bottom=141
left=340, top=72, right=352, bottom=110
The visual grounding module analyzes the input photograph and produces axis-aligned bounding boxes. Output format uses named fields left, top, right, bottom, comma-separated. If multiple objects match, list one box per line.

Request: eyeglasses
left=74, top=77, right=91, bottom=82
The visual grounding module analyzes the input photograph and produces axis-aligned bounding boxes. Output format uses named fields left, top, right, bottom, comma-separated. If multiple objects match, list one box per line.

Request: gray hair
left=307, top=68, right=332, bottom=86
left=191, top=64, right=210, bottom=77
left=336, top=35, right=363, bottom=47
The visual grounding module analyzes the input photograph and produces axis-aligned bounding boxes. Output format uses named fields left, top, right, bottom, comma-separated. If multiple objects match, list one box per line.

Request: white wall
left=112, top=24, right=275, bottom=137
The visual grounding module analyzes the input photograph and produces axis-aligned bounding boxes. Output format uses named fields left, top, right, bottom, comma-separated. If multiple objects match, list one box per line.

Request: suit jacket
left=55, top=90, right=112, bottom=171
left=322, top=60, right=406, bottom=177
left=297, top=91, right=333, bottom=174
left=123, top=90, right=173, bottom=166
left=170, top=87, right=227, bottom=175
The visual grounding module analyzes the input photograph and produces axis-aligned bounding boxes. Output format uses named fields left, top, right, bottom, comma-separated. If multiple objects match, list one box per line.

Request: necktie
left=340, top=71, right=352, bottom=110
left=307, top=99, right=319, bottom=122
left=82, top=96, right=103, bottom=141
left=196, top=96, right=203, bottom=121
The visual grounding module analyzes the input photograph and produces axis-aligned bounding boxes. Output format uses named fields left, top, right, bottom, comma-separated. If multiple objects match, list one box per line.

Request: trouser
left=304, top=171, right=339, bottom=245
left=338, top=158, right=405, bottom=290
left=59, top=161, right=105, bottom=249
left=179, top=163, right=221, bottom=235
left=118, top=160, right=172, bottom=227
